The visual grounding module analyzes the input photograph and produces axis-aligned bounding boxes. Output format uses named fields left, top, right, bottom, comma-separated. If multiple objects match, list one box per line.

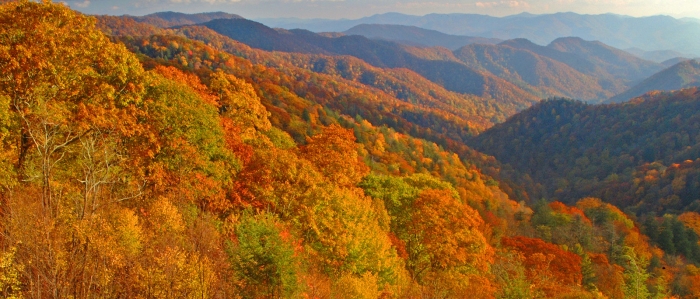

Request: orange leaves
left=678, top=212, right=700, bottom=241
left=502, top=236, right=582, bottom=286
left=0, top=1, right=152, bottom=214
left=407, top=188, right=493, bottom=277
left=549, top=201, right=590, bottom=224
left=153, top=66, right=218, bottom=106
left=590, top=253, right=626, bottom=299
left=301, top=124, right=369, bottom=187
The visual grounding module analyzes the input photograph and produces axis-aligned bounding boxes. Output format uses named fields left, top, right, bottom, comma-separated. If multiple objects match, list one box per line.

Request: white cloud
left=476, top=0, right=529, bottom=8
left=169, top=0, right=242, bottom=3
left=74, top=0, right=91, bottom=7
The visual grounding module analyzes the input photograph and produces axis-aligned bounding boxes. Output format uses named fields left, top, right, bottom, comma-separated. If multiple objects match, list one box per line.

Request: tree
left=305, top=187, right=401, bottom=287
left=501, top=236, right=582, bottom=287
left=406, top=189, right=493, bottom=282
left=301, top=124, right=369, bottom=187
left=143, top=71, right=238, bottom=212
left=228, top=211, right=300, bottom=298
left=0, top=0, right=147, bottom=214
left=210, top=70, right=271, bottom=131
left=621, top=247, right=651, bottom=299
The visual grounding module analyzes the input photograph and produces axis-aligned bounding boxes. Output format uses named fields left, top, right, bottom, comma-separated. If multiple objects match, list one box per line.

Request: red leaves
left=502, top=236, right=582, bottom=286
left=549, top=201, right=591, bottom=224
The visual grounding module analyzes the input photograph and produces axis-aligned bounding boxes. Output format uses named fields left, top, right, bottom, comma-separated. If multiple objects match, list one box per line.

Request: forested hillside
left=608, top=60, right=700, bottom=103
left=454, top=43, right=612, bottom=101
left=2, top=1, right=700, bottom=298
left=474, top=88, right=700, bottom=215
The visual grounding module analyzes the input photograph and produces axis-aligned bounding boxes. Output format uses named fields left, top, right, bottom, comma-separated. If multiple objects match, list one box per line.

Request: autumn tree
left=0, top=0, right=147, bottom=213
left=502, top=236, right=582, bottom=295
left=404, top=188, right=494, bottom=296
left=301, top=124, right=370, bottom=187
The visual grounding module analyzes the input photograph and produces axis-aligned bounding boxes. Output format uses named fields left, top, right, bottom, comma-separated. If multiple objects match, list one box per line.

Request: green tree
left=622, top=248, right=651, bottom=299
left=228, top=211, right=300, bottom=298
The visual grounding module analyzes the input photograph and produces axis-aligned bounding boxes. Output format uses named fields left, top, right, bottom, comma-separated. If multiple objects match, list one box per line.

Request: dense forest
left=473, top=90, right=700, bottom=215
left=1, top=1, right=700, bottom=298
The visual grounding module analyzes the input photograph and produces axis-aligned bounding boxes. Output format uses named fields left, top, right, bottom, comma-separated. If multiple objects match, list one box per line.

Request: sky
left=65, top=0, right=700, bottom=20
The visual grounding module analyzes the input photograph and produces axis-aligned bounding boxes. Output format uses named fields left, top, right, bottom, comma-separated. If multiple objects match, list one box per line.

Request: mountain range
left=343, top=24, right=502, bottom=50
left=199, top=18, right=673, bottom=103
left=200, top=18, right=540, bottom=106
left=258, top=12, right=700, bottom=56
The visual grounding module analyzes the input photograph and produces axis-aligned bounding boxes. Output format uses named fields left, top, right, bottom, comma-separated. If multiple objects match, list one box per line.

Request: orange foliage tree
left=501, top=236, right=582, bottom=291
left=301, top=124, right=370, bottom=187
left=406, top=188, right=494, bottom=293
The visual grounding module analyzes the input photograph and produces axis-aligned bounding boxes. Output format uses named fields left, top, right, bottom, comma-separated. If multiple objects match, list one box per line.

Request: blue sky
left=65, top=0, right=700, bottom=20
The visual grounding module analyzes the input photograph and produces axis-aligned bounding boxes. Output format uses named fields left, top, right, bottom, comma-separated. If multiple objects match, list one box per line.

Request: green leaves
left=228, top=211, right=300, bottom=298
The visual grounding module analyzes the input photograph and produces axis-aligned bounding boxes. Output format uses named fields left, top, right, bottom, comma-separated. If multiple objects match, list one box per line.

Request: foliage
left=228, top=211, right=301, bottom=298
left=474, top=92, right=700, bottom=216
left=0, top=1, right=696, bottom=298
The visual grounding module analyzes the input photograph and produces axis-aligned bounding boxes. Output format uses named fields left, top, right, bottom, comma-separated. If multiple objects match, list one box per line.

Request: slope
left=547, top=37, right=664, bottom=82
left=2, top=3, right=697, bottom=299
left=472, top=88, right=700, bottom=215
left=608, top=60, right=700, bottom=103
left=453, top=43, right=612, bottom=101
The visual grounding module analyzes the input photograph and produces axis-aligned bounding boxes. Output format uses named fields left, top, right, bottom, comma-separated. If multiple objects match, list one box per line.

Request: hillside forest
left=2, top=1, right=700, bottom=298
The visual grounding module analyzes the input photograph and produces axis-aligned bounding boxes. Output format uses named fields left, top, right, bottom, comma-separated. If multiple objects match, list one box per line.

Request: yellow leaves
left=0, top=94, right=15, bottom=189
left=331, top=272, right=379, bottom=299
left=147, top=197, right=185, bottom=237
left=112, top=208, right=143, bottom=258
left=210, top=70, right=271, bottom=131
left=306, top=187, right=401, bottom=286
left=0, top=247, right=23, bottom=299
left=139, top=247, right=216, bottom=299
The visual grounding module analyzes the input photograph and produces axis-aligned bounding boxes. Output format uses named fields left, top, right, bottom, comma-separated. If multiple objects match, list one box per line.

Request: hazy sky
left=65, top=0, right=700, bottom=20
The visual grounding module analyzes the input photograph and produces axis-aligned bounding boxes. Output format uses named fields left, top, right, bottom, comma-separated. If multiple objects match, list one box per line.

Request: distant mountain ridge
left=343, top=24, right=501, bottom=50
left=257, top=12, right=700, bottom=56
left=625, top=48, right=691, bottom=63
left=460, top=37, right=664, bottom=101
left=199, top=18, right=667, bottom=103
left=547, top=37, right=662, bottom=82
left=608, top=59, right=700, bottom=103
left=454, top=43, right=612, bottom=101
left=130, top=11, right=242, bottom=28
left=201, top=18, right=540, bottom=108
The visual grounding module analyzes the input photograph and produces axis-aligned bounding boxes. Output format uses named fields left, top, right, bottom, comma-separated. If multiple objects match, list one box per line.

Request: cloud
left=73, top=0, right=91, bottom=7
left=168, top=0, right=242, bottom=3
left=476, top=0, right=529, bottom=8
